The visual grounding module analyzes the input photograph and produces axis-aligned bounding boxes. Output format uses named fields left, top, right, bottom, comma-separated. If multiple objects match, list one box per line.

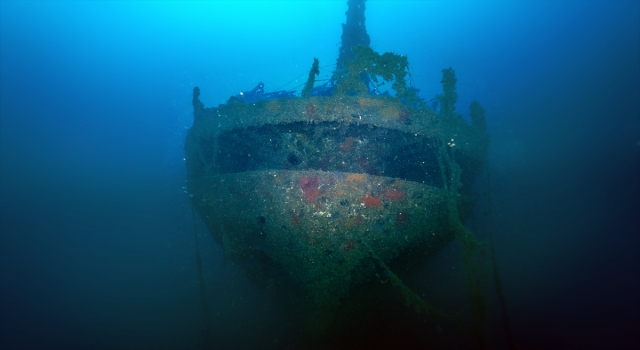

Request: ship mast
left=334, top=0, right=370, bottom=80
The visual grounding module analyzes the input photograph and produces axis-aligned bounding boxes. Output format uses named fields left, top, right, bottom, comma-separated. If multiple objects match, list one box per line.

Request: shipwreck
left=184, top=0, right=490, bottom=341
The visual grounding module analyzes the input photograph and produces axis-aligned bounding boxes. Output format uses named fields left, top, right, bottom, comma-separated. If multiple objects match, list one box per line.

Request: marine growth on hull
left=184, top=0, right=490, bottom=340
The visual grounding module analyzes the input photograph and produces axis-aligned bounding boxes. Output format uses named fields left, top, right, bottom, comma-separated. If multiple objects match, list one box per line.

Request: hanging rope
left=191, top=205, right=213, bottom=348
left=483, top=163, right=518, bottom=349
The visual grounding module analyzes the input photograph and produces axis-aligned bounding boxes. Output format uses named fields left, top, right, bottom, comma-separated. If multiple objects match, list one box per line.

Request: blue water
left=1, top=1, right=638, bottom=349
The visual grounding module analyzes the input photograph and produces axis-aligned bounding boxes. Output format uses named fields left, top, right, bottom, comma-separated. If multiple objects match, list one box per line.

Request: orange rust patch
left=347, top=173, right=366, bottom=183
left=358, top=98, right=384, bottom=107
left=299, top=176, right=321, bottom=203
left=361, top=194, right=382, bottom=209
left=339, top=137, right=358, bottom=153
left=383, top=189, right=406, bottom=201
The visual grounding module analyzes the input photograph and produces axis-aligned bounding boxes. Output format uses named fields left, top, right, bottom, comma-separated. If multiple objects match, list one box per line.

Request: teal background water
left=1, top=1, right=638, bottom=349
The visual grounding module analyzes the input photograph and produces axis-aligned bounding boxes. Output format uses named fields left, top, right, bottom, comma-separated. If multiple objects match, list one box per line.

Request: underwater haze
left=1, top=1, right=639, bottom=349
